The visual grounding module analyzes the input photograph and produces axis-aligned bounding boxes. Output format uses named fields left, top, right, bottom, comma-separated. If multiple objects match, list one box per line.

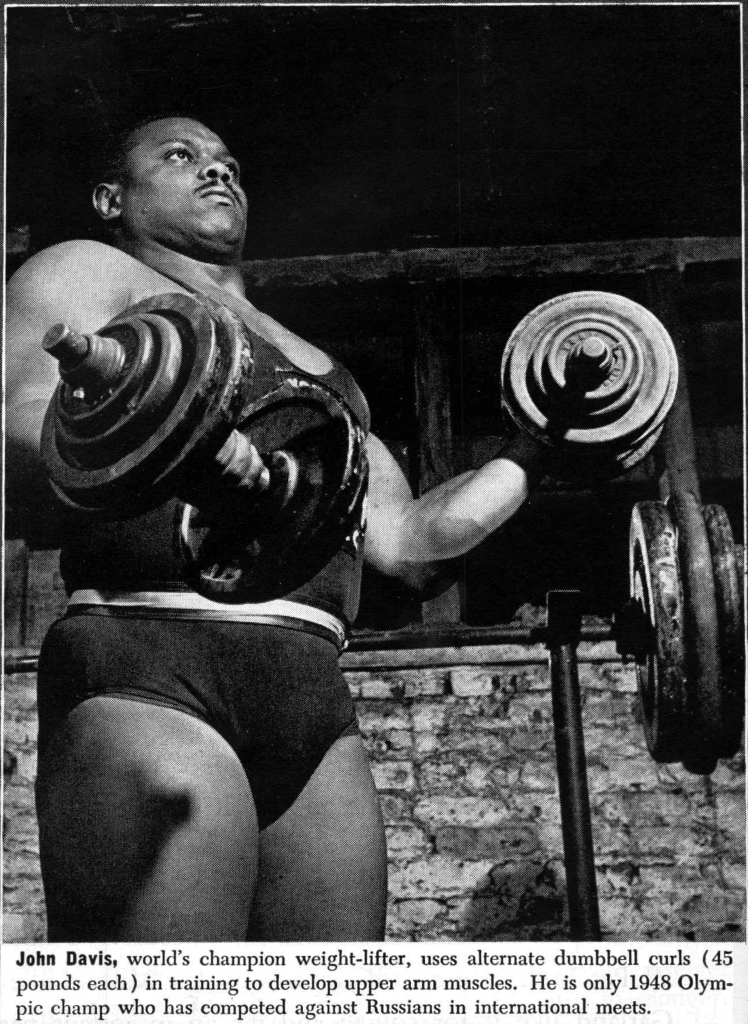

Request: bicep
left=6, top=287, right=69, bottom=456
left=6, top=246, right=133, bottom=447
left=363, top=433, right=414, bottom=572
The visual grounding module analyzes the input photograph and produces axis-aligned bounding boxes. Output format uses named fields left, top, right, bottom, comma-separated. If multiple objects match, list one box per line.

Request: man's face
left=114, top=118, right=248, bottom=263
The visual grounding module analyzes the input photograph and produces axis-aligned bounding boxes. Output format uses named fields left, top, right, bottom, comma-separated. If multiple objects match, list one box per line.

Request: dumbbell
left=41, top=292, right=368, bottom=603
left=501, top=290, right=679, bottom=477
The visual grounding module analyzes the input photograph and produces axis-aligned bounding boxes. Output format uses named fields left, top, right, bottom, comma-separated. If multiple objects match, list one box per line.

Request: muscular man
left=6, top=117, right=547, bottom=941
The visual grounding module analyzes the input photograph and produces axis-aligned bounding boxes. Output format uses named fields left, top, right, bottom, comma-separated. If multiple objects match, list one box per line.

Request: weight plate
left=702, top=504, right=745, bottom=759
left=668, top=492, right=722, bottom=775
left=502, top=292, right=678, bottom=474
left=178, top=376, right=368, bottom=603
left=41, top=293, right=254, bottom=514
left=42, top=290, right=370, bottom=606
left=51, top=315, right=185, bottom=462
left=629, top=501, right=688, bottom=762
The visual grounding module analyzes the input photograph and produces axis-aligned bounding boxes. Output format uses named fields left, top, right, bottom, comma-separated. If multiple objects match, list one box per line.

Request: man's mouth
left=196, top=186, right=236, bottom=206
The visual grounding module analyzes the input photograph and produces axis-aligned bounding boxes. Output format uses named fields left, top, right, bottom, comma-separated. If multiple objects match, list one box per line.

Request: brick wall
left=4, top=643, right=745, bottom=942
left=3, top=670, right=45, bottom=942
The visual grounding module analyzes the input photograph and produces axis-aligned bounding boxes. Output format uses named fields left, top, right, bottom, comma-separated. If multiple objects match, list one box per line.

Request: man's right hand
left=213, top=430, right=271, bottom=497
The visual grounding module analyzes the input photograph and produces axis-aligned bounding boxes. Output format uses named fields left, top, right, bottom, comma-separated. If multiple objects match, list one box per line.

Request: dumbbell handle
left=44, top=323, right=126, bottom=390
left=44, top=322, right=299, bottom=514
left=212, top=431, right=299, bottom=514
left=564, top=334, right=616, bottom=389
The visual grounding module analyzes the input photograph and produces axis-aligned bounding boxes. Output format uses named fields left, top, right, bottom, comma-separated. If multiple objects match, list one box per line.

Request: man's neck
left=121, top=239, right=247, bottom=300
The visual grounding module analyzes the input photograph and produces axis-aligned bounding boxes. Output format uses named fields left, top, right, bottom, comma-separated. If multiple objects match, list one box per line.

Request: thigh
left=247, top=733, right=387, bottom=941
left=36, top=696, right=258, bottom=941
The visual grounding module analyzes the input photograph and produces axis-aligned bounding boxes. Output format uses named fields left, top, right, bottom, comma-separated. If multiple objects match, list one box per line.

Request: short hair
left=95, top=112, right=200, bottom=184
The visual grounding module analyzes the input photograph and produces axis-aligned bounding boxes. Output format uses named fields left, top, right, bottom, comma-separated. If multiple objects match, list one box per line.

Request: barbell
left=41, top=292, right=368, bottom=603
left=623, top=497, right=744, bottom=775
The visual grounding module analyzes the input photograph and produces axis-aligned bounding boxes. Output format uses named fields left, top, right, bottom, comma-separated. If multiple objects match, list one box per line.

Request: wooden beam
left=242, top=237, right=740, bottom=291
left=411, top=285, right=462, bottom=624
left=347, top=620, right=611, bottom=652
left=413, top=287, right=454, bottom=491
left=645, top=268, right=702, bottom=502
left=343, top=638, right=618, bottom=670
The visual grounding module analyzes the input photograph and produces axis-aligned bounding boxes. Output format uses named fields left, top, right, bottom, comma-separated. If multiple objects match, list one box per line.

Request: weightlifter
left=6, top=116, right=548, bottom=941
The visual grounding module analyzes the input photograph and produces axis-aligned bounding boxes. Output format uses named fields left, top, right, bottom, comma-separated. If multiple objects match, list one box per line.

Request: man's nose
left=201, top=160, right=233, bottom=183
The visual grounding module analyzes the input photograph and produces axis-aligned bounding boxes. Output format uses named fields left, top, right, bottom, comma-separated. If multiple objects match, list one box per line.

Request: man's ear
left=93, top=182, right=123, bottom=221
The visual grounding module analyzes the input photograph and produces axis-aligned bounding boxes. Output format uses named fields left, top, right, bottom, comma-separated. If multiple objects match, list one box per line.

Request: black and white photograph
left=3, top=0, right=744, bottom=964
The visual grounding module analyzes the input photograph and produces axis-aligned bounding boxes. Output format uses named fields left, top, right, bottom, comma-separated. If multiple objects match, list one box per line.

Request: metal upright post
left=545, top=590, right=602, bottom=941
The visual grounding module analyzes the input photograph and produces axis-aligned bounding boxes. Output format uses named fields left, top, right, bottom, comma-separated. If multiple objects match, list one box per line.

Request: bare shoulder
left=9, top=239, right=132, bottom=283
left=7, top=240, right=138, bottom=328
left=6, top=241, right=150, bottom=406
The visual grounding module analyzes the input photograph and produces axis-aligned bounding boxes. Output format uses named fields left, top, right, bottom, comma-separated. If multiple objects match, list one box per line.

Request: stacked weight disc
left=501, top=291, right=679, bottom=477
left=41, top=293, right=253, bottom=515
left=628, top=498, right=744, bottom=774
left=178, top=376, right=368, bottom=603
left=41, top=292, right=368, bottom=603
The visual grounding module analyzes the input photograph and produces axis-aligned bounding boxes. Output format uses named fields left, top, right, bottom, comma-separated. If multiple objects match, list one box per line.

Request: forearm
left=367, top=433, right=549, bottom=585
left=395, top=457, right=531, bottom=563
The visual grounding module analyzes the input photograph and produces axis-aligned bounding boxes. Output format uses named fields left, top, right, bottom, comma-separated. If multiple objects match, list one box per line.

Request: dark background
left=6, top=5, right=741, bottom=259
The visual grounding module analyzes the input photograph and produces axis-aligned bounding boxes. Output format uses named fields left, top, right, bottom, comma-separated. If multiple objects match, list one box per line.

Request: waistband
left=66, top=590, right=347, bottom=651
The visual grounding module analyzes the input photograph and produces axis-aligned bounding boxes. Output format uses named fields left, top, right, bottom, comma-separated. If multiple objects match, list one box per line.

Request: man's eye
left=166, top=148, right=193, bottom=162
